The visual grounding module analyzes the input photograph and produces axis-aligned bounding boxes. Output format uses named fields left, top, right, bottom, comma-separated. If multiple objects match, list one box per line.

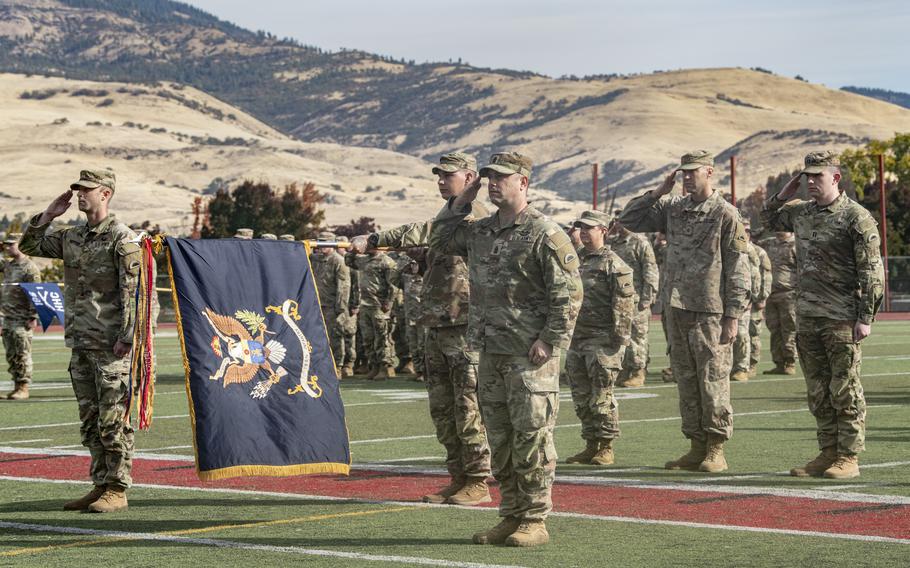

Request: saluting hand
left=656, top=170, right=678, bottom=196
left=453, top=176, right=483, bottom=210
left=778, top=174, right=802, bottom=201
left=38, top=191, right=74, bottom=225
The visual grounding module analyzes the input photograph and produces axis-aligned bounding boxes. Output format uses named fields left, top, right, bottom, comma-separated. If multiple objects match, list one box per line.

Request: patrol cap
left=278, top=234, right=295, bottom=241
left=260, top=233, right=278, bottom=240
left=336, top=235, right=350, bottom=243
left=432, top=152, right=477, bottom=175
left=2, top=232, right=22, bottom=245
left=677, top=150, right=715, bottom=171
left=70, top=169, right=116, bottom=192
left=801, top=150, right=841, bottom=174
left=574, top=210, right=612, bottom=228
left=318, top=231, right=336, bottom=240
left=479, top=152, right=533, bottom=178
left=234, top=228, right=253, bottom=239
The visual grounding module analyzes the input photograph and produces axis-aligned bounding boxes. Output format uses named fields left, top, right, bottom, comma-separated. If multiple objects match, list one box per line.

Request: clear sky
left=183, top=0, right=910, bottom=93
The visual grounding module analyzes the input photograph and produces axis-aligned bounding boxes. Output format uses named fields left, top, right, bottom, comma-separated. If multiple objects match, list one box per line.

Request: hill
left=3, top=0, right=910, bottom=202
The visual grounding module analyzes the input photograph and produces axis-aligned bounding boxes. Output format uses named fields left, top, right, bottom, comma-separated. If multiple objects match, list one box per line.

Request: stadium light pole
left=878, top=154, right=891, bottom=312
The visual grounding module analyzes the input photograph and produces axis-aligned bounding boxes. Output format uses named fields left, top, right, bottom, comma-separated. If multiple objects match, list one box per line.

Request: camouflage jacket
left=760, top=234, right=797, bottom=294
left=429, top=201, right=583, bottom=354
left=374, top=201, right=490, bottom=329
left=348, top=253, right=399, bottom=309
left=608, top=230, right=659, bottom=305
left=571, top=245, right=635, bottom=364
left=750, top=242, right=772, bottom=306
left=619, top=190, right=750, bottom=318
left=310, top=250, right=350, bottom=314
left=20, top=213, right=140, bottom=349
left=762, top=191, right=884, bottom=324
left=1, top=256, right=41, bottom=325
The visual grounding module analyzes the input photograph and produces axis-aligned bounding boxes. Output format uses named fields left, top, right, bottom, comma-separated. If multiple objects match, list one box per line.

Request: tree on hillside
left=200, top=180, right=325, bottom=239
left=331, top=217, right=378, bottom=238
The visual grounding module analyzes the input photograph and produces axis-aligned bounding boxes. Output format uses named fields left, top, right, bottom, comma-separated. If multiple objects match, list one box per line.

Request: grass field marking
left=0, top=520, right=530, bottom=568
left=0, top=446, right=196, bottom=462
left=552, top=511, right=910, bottom=545
left=375, top=456, right=446, bottom=463
left=139, top=445, right=194, bottom=452
left=0, top=438, right=51, bottom=445
left=0, top=413, right=189, bottom=432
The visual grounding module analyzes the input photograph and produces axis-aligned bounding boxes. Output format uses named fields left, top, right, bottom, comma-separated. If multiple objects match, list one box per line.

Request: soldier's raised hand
left=350, top=235, right=370, bottom=254
left=39, top=191, right=74, bottom=225
left=656, top=170, right=678, bottom=196
left=778, top=174, right=802, bottom=201
left=453, top=175, right=483, bottom=210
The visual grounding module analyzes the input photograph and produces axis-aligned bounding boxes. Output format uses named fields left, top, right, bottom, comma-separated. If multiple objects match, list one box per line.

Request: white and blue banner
left=20, top=282, right=65, bottom=331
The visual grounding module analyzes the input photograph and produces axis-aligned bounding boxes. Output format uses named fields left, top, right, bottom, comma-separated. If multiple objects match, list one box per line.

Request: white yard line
left=1, top=477, right=908, bottom=547
left=0, top=414, right=190, bottom=432
left=0, top=438, right=51, bottom=445
left=0, top=520, right=529, bottom=568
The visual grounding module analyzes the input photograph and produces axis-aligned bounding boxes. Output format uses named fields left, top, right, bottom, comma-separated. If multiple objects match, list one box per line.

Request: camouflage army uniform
left=566, top=244, right=634, bottom=448
left=430, top=198, right=582, bottom=521
left=20, top=213, right=141, bottom=490
left=763, top=189, right=883, bottom=457
left=750, top=243, right=772, bottom=369
left=373, top=201, right=492, bottom=484
left=732, top=241, right=770, bottom=375
left=608, top=228, right=659, bottom=378
left=310, top=248, right=350, bottom=369
left=348, top=252, right=399, bottom=371
left=341, top=262, right=360, bottom=370
left=1, top=256, right=41, bottom=387
left=761, top=234, right=798, bottom=369
left=620, top=172, right=750, bottom=446
left=399, top=261, right=426, bottom=376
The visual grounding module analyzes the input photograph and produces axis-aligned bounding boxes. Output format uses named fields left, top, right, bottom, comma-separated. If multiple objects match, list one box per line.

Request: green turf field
left=1, top=321, right=908, bottom=567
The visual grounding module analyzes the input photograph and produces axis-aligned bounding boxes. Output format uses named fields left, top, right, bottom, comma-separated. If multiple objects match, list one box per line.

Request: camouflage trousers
left=749, top=309, right=764, bottom=369
left=320, top=305, right=345, bottom=368
left=478, top=352, right=559, bottom=521
left=622, top=306, right=651, bottom=372
left=732, top=304, right=752, bottom=373
left=424, top=326, right=491, bottom=480
left=565, top=347, right=621, bottom=441
left=407, top=322, right=426, bottom=375
left=340, top=311, right=358, bottom=366
left=359, top=306, right=396, bottom=368
left=665, top=308, right=733, bottom=442
left=2, top=323, right=33, bottom=385
left=394, top=302, right=409, bottom=364
left=796, top=317, right=866, bottom=455
left=766, top=291, right=797, bottom=367
left=69, top=348, right=134, bottom=489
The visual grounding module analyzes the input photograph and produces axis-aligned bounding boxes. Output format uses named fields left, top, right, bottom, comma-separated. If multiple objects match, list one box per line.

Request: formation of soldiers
left=1, top=149, right=884, bottom=546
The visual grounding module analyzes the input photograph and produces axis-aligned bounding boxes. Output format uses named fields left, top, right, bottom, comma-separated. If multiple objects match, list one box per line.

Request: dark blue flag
left=165, top=237, right=350, bottom=480
left=19, top=282, right=65, bottom=331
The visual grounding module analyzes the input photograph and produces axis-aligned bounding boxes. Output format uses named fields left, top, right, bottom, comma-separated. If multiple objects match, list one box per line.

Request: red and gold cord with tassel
left=129, top=235, right=160, bottom=430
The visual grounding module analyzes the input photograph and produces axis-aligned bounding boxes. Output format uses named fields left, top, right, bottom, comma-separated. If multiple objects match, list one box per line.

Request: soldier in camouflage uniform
left=20, top=169, right=141, bottom=513
left=731, top=221, right=771, bottom=381
left=336, top=236, right=360, bottom=377
left=430, top=152, right=582, bottom=547
left=608, top=218, right=659, bottom=387
left=391, top=253, right=415, bottom=375
left=346, top=250, right=399, bottom=379
left=352, top=152, right=493, bottom=506
left=398, top=255, right=426, bottom=380
left=620, top=151, right=750, bottom=474
left=763, top=151, right=884, bottom=479
left=1, top=234, right=41, bottom=400
left=760, top=232, right=798, bottom=374
left=565, top=211, right=635, bottom=465
left=310, top=231, right=350, bottom=372
left=652, top=232, right=675, bottom=383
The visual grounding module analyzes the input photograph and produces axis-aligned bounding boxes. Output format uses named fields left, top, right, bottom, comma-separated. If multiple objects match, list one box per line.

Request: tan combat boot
left=699, top=435, right=728, bottom=473
left=621, top=369, right=646, bottom=387
left=365, top=366, right=379, bottom=380
left=341, top=363, right=354, bottom=378
left=665, top=439, right=707, bottom=471
left=447, top=478, right=492, bottom=506
left=354, top=363, right=370, bottom=375
left=63, top=485, right=106, bottom=511
left=762, top=366, right=786, bottom=375
left=661, top=367, right=675, bottom=383
left=411, top=374, right=425, bottom=383
left=6, top=383, right=29, bottom=400
left=565, top=440, right=598, bottom=464
left=400, top=360, right=416, bottom=375
left=748, top=365, right=757, bottom=378
left=86, top=487, right=128, bottom=513
left=783, top=363, right=797, bottom=375
left=504, top=519, right=550, bottom=547
left=730, top=370, right=749, bottom=382
left=423, top=477, right=465, bottom=504
left=472, top=516, right=521, bottom=545
left=790, top=447, right=837, bottom=477
left=590, top=439, right=615, bottom=466
left=823, top=454, right=860, bottom=479
left=374, top=366, right=396, bottom=380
